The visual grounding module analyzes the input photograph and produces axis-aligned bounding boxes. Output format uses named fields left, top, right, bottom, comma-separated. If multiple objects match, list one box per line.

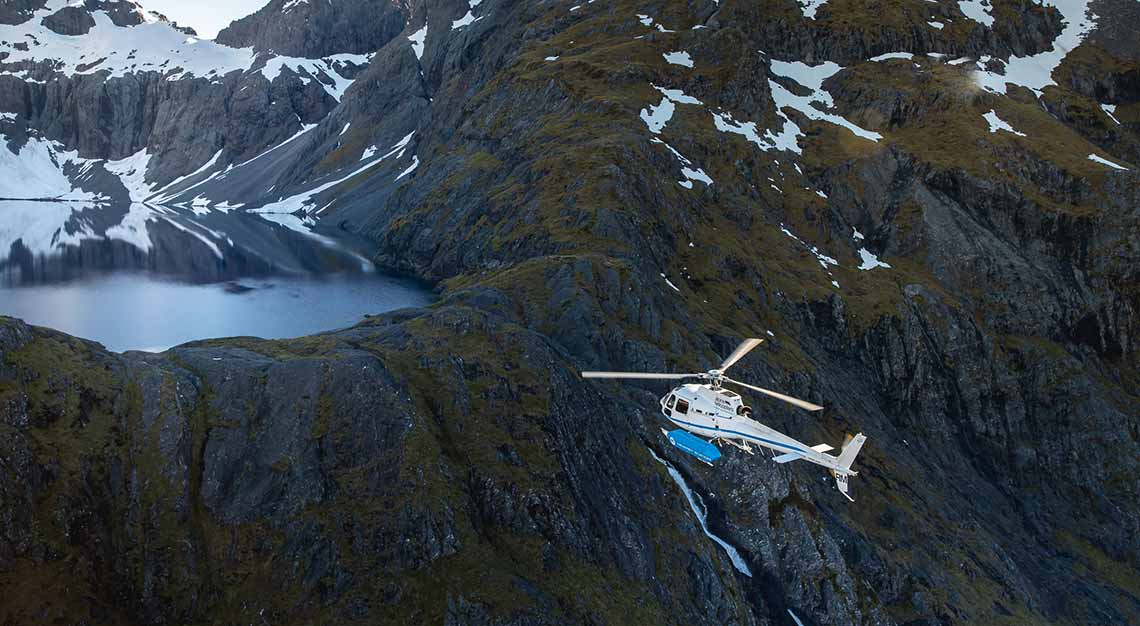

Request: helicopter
left=583, top=338, right=867, bottom=501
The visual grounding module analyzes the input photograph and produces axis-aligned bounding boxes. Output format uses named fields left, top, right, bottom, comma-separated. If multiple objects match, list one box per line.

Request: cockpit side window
left=675, top=398, right=690, bottom=414
left=666, top=395, right=676, bottom=409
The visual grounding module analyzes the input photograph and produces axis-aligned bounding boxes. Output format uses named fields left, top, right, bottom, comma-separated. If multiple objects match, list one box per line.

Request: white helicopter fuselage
left=580, top=337, right=867, bottom=501
left=660, top=383, right=854, bottom=476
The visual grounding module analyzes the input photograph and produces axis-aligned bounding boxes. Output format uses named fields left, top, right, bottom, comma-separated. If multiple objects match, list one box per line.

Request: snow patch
left=663, top=51, right=693, bottom=67
left=635, top=13, right=674, bottom=32
left=408, top=25, right=427, bottom=60
left=1087, top=153, right=1128, bottom=170
left=717, top=59, right=881, bottom=154
left=253, top=132, right=415, bottom=214
left=395, top=155, right=420, bottom=180
left=639, top=85, right=702, bottom=134
left=451, top=11, right=480, bottom=29
left=780, top=224, right=839, bottom=269
left=798, top=0, right=828, bottom=19
left=958, top=0, right=995, bottom=26
left=869, top=52, right=914, bottom=62
left=972, top=0, right=1096, bottom=95
left=982, top=109, right=1026, bottom=136
left=452, top=0, right=485, bottom=30
left=857, top=248, right=892, bottom=270
left=1101, top=104, right=1120, bottom=125
left=148, top=149, right=222, bottom=201
left=641, top=97, right=675, bottom=133
left=105, top=149, right=156, bottom=202
left=652, top=139, right=713, bottom=189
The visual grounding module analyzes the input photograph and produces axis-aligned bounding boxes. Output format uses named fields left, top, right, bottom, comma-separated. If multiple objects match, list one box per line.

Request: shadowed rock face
left=0, top=0, right=46, bottom=25
left=1, top=0, right=1139, bottom=625
left=215, top=0, right=410, bottom=58
left=40, top=6, right=95, bottom=35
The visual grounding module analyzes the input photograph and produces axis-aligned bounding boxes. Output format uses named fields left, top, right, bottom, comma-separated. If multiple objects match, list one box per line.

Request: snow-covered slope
left=0, top=136, right=101, bottom=201
left=0, top=1, right=370, bottom=98
left=0, top=0, right=390, bottom=203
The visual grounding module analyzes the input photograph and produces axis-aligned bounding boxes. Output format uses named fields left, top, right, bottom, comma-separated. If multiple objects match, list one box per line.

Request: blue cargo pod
left=667, top=429, right=721, bottom=465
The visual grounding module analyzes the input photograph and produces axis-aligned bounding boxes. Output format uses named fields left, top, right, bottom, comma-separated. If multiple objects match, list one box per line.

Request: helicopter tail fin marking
left=836, top=433, right=866, bottom=472
left=834, top=472, right=855, bottom=501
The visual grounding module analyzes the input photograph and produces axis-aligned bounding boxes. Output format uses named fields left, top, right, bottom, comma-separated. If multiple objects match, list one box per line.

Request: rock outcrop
left=215, top=0, right=409, bottom=58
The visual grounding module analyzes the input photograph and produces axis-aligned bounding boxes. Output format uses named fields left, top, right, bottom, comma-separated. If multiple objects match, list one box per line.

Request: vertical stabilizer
left=832, top=433, right=866, bottom=502
left=837, top=433, right=866, bottom=471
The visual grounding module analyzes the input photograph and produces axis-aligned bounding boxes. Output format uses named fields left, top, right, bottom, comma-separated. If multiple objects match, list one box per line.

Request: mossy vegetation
left=184, top=334, right=343, bottom=360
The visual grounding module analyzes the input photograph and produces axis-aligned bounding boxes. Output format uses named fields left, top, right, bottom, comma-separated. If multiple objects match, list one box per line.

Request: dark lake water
left=0, top=201, right=432, bottom=352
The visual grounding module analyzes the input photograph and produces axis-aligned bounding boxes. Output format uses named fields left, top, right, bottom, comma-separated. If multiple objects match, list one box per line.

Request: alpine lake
left=0, top=201, right=433, bottom=353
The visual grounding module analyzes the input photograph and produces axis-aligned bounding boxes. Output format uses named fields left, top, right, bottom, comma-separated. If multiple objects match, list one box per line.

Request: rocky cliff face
left=2, top=0, right=1139, bottom=624
left=215, top=0, right=409, bottom=58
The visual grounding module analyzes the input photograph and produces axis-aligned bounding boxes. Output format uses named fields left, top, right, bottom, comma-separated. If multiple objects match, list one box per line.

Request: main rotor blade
left=581, top=371, right=700, bottom=380
left=719, top=338, right=764, bottom=372
left=722, top=377, right=824, bottom=412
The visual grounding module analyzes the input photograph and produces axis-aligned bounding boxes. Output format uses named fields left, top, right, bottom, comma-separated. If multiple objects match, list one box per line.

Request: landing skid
left=713, top=437, right=754, bottom=455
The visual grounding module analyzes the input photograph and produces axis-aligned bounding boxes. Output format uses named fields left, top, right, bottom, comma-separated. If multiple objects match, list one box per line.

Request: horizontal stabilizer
left=773, top=452, right=803, bottom=464
left=810, top=443, right=834, bottom=453
left=667, top=430, right=721, bottom=465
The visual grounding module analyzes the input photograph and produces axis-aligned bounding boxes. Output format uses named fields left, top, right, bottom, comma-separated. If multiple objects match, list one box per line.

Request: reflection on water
left=0, top=201, right=432, bottom=352
left=0, top=200, right=373, bottom=285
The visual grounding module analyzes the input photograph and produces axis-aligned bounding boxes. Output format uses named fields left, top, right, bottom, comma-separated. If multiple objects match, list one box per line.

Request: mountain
left=1, top=0, right=1139, bottom=624
left=215, top=0, right=408, bottom=58
left=0, top=0, right=375, bottom=207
